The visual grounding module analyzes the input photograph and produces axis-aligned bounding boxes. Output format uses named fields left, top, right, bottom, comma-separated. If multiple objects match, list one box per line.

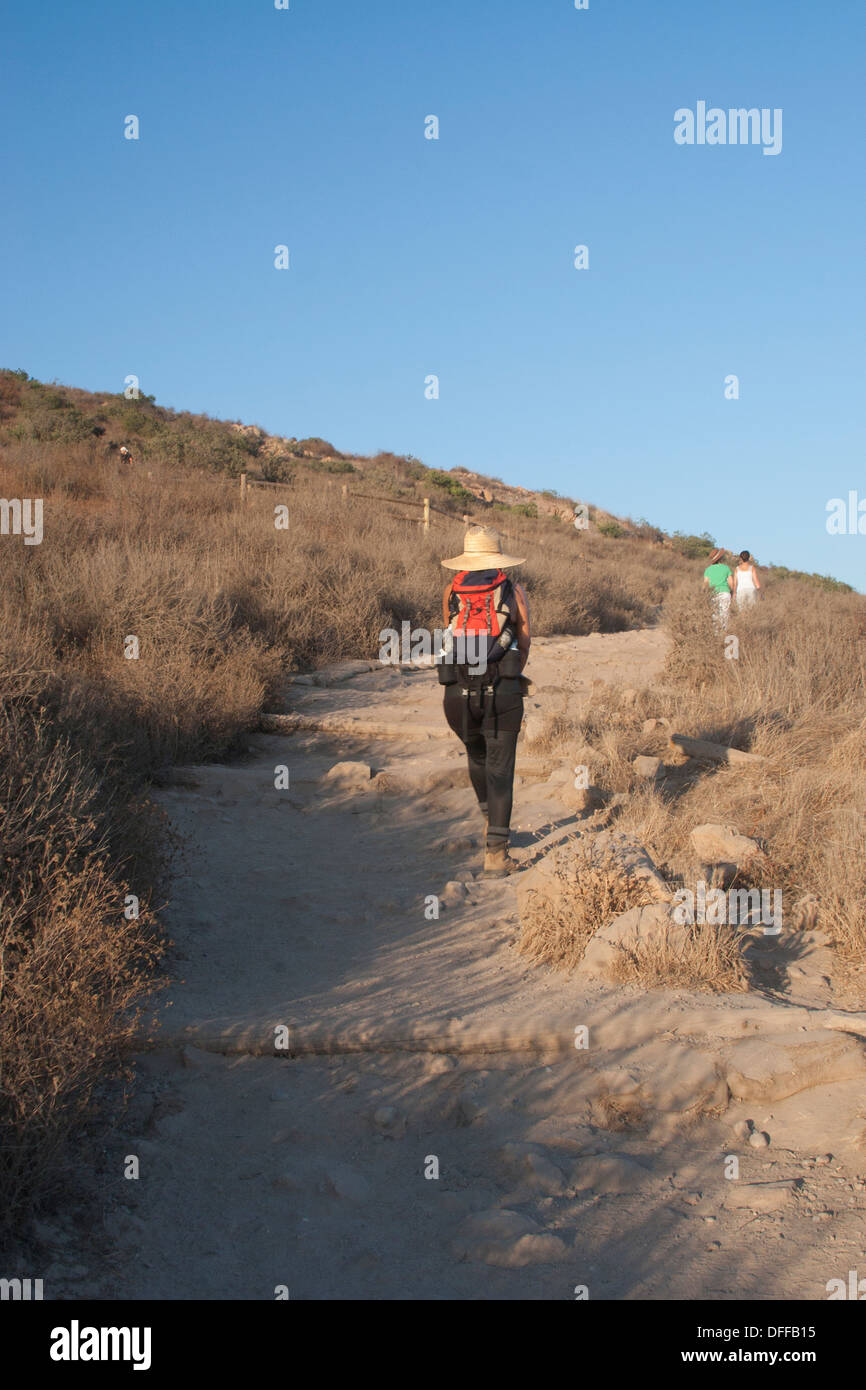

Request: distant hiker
left=119, top=445, right=132, bottom=464
left=703, top=547, right=733, bottom=631
left=439, top=526, right=530, bottom=878
left=733, top=550, right=761, bottom=608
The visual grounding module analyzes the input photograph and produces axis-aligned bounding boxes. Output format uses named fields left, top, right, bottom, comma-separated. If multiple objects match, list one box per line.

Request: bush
left=672, top=530, right=716, bottom=559
left=427, top=469, right=475, bottom=502
left=597, top=519, right=624, bottom=538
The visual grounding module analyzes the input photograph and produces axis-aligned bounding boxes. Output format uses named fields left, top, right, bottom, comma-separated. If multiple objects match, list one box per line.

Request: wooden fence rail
left=237, top=473, right=528, bottom=542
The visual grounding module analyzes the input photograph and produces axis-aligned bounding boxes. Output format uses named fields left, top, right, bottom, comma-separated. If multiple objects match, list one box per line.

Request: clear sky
left=2, top=0, right=864, bottom=588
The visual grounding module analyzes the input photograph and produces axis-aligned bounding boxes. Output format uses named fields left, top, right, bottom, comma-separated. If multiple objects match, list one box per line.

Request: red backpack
left=448, top=568, right=517, bottom=666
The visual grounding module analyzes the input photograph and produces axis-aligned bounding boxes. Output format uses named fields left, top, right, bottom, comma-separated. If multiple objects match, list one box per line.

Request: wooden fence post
left=240, top=473, right=247, bottom=503
left=423, top=497, right=430, bottom=532
left=342, top=484, right=349, bottom=503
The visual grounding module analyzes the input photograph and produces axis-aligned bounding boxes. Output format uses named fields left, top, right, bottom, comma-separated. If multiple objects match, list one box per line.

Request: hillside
left=0, top=368, right=850, bottom=591
left=1, top=367, right=864, bottom=1239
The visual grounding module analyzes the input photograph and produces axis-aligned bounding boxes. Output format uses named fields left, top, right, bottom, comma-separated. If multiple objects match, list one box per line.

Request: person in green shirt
left=703, top=548, right=733, bottom=630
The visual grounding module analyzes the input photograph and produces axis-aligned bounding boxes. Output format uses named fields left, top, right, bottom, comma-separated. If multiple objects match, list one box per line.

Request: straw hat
left=441, top=525, right=526, bottom=570
left=707, top=547, right=726, bottom=564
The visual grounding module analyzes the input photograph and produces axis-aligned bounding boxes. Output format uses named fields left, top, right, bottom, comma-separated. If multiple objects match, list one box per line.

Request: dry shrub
left=0, top=711, right=165, bottom=1227
left=518, top=843, right=656, bottom=969
left=614, top=584, right=866, bottom=967
left=606, top=920, right=747, bottom=993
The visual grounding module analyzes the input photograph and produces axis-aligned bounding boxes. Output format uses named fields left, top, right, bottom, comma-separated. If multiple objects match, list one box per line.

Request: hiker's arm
left=514, top=582, right=531, bottom=671
left=753, top=567, right=761, bottom=590
left=442, top=581, right=452, bottom=627
left=727, top=574, right=734, bottom=591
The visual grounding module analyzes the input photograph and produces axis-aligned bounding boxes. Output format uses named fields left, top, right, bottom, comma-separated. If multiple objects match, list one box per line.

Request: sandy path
left=46, top=629, right=866, bottom=1301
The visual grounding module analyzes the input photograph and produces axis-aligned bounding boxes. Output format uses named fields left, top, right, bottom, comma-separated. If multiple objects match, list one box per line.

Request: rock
left=690, top=823, right=761, bottom=867
left=324, top=1165, right=371, bottom=1201
left=452, top=1209, right=567, bottom=1267
left=815, top=1153, right=833, bottom=1166
left=324, top=761, right=373, bottom=786
left=570, top=1153, right=651, bottom=1194
left=724, top=1181, right=798, bottom=1213
left=372, top=1105, right=406, bottom=1138
left=559, top=783, right=605, bottom=814
left=580, top=902, right=687, bottom=979
left=633, top=755, right=663, bottom=780
left=440, top=880, right=469, bottom=908
left=427, top=1055, right=456, bottom=1075
left=726, top=1031, right=866, bottom=1102
left=641, top=718, right=659, bottom=735
left=500, top=1143, right=566, bottom=1196
left=731, top=1119, right=754, bottom=1142
left=635, top=1042, right=728, bottom=1115
left=749, top=1130, right=771, bottom=1149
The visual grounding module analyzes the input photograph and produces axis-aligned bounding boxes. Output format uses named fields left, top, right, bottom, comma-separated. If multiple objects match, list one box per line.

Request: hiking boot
left=483, top=844, right=511, bottom=877
left=483, top=827, right=512, bottom=878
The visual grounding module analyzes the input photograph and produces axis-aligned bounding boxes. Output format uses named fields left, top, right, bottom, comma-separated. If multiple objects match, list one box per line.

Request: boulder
left=633, top=755, right=663, bottom=780
left=324, top=760, right=373, bottom=786
left=558, top=783, right=605, bottom=814
left=726, top=1031, right=866, bottom=1102
left=690, top=823, right=761, bottom=866
left=580, top=903, right=687, bottom=978
left=440, top=881, right=469, bottom=908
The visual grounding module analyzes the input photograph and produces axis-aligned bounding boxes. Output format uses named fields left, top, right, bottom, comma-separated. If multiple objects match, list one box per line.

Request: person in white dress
left=733, top=550, right=761, bottom=608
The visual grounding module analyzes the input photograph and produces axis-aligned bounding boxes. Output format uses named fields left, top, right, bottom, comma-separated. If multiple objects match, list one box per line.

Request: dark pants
left=443, top=681, right=523, bottom=848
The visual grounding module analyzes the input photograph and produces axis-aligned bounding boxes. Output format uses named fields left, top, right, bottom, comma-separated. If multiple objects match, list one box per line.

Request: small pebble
left=749, top=1131, right=771, bottom=1149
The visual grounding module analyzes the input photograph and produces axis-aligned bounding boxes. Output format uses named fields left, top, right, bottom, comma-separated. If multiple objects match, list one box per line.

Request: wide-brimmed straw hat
left=441, top=525, right=526, bottom=570
left=707, top=547, right=726, bottom=564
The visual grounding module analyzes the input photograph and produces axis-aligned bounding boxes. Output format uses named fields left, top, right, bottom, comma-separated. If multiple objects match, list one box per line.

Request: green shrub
left=427, top=470, right=474, bottom=502
left=672, top=530, right=716, bottom=559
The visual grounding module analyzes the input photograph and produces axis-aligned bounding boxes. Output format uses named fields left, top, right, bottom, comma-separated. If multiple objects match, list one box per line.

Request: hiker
left=702, top=547, right=733, bottom=631
left=439, top=526, right=530, bottom=879
left=733, top=550, right=761, bottom=608
left=119, top=445, right=132, bottom=464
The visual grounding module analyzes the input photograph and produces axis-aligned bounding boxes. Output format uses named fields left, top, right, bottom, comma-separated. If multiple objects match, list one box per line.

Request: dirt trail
left=47, top=630, right=866, bottom=1301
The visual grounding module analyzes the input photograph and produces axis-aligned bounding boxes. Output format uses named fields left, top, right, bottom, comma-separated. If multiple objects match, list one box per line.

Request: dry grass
left=518, top=843, right=657, bottom=969
left=606, top=920, right=748, bottom=993
left=545, top=584, right=866, bottom=976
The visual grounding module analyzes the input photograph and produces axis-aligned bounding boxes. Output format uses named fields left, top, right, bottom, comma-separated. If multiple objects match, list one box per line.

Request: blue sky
left=2, top=0, right=864, bottom=587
